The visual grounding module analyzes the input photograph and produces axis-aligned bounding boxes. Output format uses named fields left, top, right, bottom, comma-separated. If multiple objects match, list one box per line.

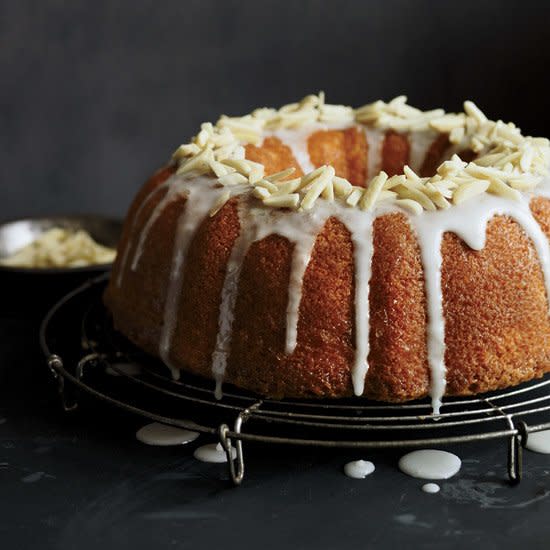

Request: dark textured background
left=2, top=0, right=550, bottom=220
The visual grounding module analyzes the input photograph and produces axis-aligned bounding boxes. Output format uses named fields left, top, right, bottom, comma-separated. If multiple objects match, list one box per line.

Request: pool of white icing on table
left=344, top=460, right=375, bottom=479
left=193, top=443, right=236, bottom=463
left=398, top=450, right=461, bottom=480
left=135, top=422, right=200, bottom=446
left=525, top=429, right=550, bottom=454
left=422, top=482, right=441, bottom=494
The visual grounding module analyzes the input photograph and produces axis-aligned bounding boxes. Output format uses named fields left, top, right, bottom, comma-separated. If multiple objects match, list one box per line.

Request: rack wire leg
left=47, top=355, right=79, bottom=412
left=218, top=423, right=245, bottom=485
left=507, top=434, right=522, bottom=485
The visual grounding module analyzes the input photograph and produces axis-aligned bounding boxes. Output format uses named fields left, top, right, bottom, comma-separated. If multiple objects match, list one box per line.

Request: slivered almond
left=301, top=166, right=335, bottom=210
left=218, top=172, right=248, bottom=186
left=394, top=184, right=436, bottom=211
left=359, top=171, right=388, bottom=211
left=346, top=187, right=364, bottom=207
left=263, top=193, right=300, bottom=209
left=395, top=198, right=424, bottom=215
left=453, top=180, right=490, bottom=205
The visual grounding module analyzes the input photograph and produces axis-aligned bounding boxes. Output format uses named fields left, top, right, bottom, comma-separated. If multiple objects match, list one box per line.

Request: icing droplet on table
left=525, top=429, right=550, bottom=454
left=136, top=422, right=199, bottom=446
left=422, top=482, right=440, bottom=494
left=344, top=460, right=375, bottom=479
left=193, top=442, right=236, bottom=463
left=398, top=449, right=461, bottom=480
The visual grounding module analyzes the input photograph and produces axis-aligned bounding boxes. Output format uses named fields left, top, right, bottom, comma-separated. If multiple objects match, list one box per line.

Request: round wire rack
left=40, top=274, right=550, bottom=485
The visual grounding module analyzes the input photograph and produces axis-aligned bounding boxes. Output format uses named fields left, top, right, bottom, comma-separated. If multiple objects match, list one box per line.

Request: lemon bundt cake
left=104, top=94, right=550, bottom=412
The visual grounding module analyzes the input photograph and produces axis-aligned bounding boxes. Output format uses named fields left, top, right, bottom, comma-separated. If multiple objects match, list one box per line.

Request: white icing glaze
left=270, top=126, right=318, bottom=174
left=255, top=204, right=333, bottom=355
left=364, top=127, right=385, bottom=179
left=209, top=198, right=378, bottom=396
left=136, top=422, right=199, bottom=446
left=123, top=124, right=550, bottom=411
left=269, top=121, right=359, bottom=175
left=130, top=177, right=189, bottom=272
left=343, top=209, right=375, bottom=394
left=534, top=177, right=550, bottom=199
left=158, top=176, right=241, bottom=372
left=211, top=198, right=259, bottom=398
left=193, top=442, right=236, bottom=463
left=409, top=191, right=550, bottom=412
left=211, top=199, right=332, bottom=396
left=409, top=218, right=446, bottom=413
left=525, top=429, right=550, bottom=454
left=285, top=232, right=319, bottom=354
left=422, top=482, right=441, bottom=493
left=344, top=459, right=375, bottom=479
left=398, top=449, right=461, bottom=480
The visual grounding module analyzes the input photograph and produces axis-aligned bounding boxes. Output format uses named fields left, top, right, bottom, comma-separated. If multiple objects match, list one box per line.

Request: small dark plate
left=0, top=215, right=123, bottom=318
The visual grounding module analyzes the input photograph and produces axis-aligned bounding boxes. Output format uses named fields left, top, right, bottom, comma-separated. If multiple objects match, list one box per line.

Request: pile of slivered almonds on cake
left=172, top=93, right=550, bottom=216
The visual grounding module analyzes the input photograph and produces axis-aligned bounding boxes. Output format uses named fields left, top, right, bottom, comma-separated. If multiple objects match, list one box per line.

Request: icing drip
left=410, top=191, right=550, bottom=412
left=271, top=127, right=317, bottom=174
left=254, top=205, right=333, bottom=355
left=211, top=199, right=332, bottom=396
left=533, top=177, right=550, bottom=199
left=363, top=127, right=384, bottom=179
left=409, top=220, right=446, bottom=413
left=285, top=235, right=318, bottom=354
left=211, top=198, right=258, bottom=398
left=159, top=176, right=235, bottom=370
left=342, top=209, right=375, bottom=395
left=209, top=197, right=378, bottom=398
left=130, top=178, right=190, bottom=272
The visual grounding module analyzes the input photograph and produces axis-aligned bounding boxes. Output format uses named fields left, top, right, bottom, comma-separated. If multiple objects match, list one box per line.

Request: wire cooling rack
left=40, top=274, right=550, bottom=485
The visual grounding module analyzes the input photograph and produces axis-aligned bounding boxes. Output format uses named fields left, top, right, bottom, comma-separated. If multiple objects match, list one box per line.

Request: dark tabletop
left=2, top=299, right=550, bottom=550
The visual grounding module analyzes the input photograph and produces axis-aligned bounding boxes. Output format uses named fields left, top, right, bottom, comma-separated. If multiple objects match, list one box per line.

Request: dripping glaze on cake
left=105, top=93, right=550, bottom=413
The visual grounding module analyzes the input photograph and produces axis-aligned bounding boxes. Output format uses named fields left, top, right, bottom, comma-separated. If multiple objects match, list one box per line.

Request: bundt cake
left=104, top=94, right=550, bottom=412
